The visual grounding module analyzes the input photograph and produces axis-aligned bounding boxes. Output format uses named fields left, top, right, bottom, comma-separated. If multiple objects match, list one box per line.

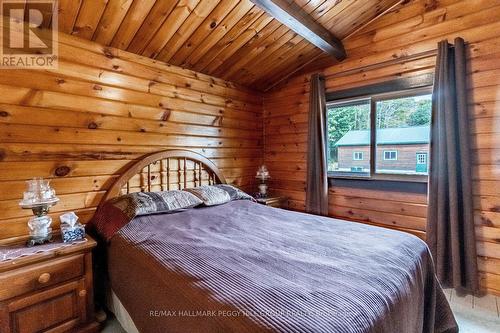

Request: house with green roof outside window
left=334, top=126, right=430, bottom=175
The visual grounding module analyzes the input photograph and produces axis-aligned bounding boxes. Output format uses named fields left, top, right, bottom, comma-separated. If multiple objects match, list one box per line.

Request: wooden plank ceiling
left=58, top=0, right=400, bottom=91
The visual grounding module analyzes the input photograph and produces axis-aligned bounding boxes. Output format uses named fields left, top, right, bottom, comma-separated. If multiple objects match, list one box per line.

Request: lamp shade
left=256, top=165, right=270, bottom=181
left=19, top=177, right=59, bottom=207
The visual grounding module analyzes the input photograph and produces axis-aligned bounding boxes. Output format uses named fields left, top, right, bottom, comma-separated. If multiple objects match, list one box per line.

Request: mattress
left=106, top=200, right=457, bottom=332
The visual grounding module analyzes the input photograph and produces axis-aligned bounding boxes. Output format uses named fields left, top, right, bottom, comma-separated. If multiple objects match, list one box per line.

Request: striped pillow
left=184, top=185, right=231, bottom=206
left=109, top=190, right=203, bottom=219
left=91, top=190, right=203, bottom=241
left=213, top=184, right=255, bottom=202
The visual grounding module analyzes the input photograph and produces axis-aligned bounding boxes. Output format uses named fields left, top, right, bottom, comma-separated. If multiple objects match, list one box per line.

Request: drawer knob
left=38, top=272, right=51, bottom=284
left=79, top=289, right=87, bottom=297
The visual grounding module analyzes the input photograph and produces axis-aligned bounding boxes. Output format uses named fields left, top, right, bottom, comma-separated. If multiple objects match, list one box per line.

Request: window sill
left=327, top=175, right=428, bottom=193
left=328, top=173, right=428, bottom=183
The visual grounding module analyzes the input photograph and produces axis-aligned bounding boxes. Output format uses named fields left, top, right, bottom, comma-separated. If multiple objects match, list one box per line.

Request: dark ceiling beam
left=249, top=0, right=346, bottom=61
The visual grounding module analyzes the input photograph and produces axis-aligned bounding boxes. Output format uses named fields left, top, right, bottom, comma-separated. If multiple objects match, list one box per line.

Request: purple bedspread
left=107, top=200, right=457, bottom=333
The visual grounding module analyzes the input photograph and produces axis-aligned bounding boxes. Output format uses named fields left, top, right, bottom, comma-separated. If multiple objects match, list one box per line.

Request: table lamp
left=19, top=178, right=59, bottom=246
left=256, top=165, right=271, bottom=198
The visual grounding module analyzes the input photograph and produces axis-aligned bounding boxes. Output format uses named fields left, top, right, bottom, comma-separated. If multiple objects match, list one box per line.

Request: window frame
left=353, top=152, right=364, bottom=160
left=383, top=150, right=398, bottom=160
left=326, top=85, right=432, bottom=183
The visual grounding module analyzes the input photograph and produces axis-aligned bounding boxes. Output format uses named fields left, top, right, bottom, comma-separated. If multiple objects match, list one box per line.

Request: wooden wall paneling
left=349, top=10, right=500, bottom=61
left=309, top=0, right=358, bottom=29
left=0, top=29, right=263, bottom=244
left=156, top=0, right=220, bottom=63
left=182, top=1, right=257, bottom=69
left=0, top=176, right=117, bottom=202
left=248, top=0, right=346, bottom=60
left=205, top=0, right=312, bottom=77
left=3, top=0, right=497, bottom=294
left=93, top=0, right=134, bottom=45
left=249, top=45, right=322, bottom=89
left=110, top=0, right=157, bottom=50
left=24, top=27, right=261, bottom=103
left=0, top=158, right=259, bottom=183
left=51, top=0, right=404, bottom=89
left=59, top=38, right=258, bottom=103
left=196, top=11, right=272, bottom=73
left=0, top=123, right=260, bottom=149
left=141, top=0, right=202, bottom=59
left=0, top=61, right=262, bottom=115
left=208, top=18, right=283, bottom=77
left=350, top=0, right=462, bottom=38
left=192, top=8, right=265, bottom=71
left=168, top=0, right=242, bottom=66
left=324, top=0, right=398, bottom=38
left=304, top=17, right=500, bottom=79
left=237, top=0, right=349, bottom=86
left=263, top=0, right=500, bottom=294
left=222, top=0, right=325, bottom=82
left=323, top=9, right=500, bottom=77
left=243, top=0, right=402, bottom=89
left=71, top=0, right=108, bottom=39
left=228, top=27, right=302, bottom=83
left=0, top=103, right=259, bottom=141
left=232, top=0, right=328, bottom=85
left=346, top=0, right=494, bottom=51
left=0, top=143, right=262, bottom=163
left=126, top=0, right=180, bottom=54
left=0, top=192, right=105, bottom=221
left=57, top=0, right=82, bottom=34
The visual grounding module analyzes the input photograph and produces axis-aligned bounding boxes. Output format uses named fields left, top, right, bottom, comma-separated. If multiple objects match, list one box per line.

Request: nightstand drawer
left=0, top=254, right=85, bottom=301
left=0, top=279, right=87, bottom=333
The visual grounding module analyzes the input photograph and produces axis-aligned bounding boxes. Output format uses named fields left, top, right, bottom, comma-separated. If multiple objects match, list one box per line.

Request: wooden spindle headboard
left=103, top=150, right=226, bottom=203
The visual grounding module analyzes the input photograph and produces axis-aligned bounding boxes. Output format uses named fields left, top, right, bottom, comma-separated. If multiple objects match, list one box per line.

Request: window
left=326, top=99, right=370, bottom=177
left=383, top=151, right=397, bottom=160
left=353, top=152, right=364, bottom=160
left=416, top=153, right=428, bottom=173
left=327, top=86, right=432, bottom=181
left=416, top=153, right=427, bottom=164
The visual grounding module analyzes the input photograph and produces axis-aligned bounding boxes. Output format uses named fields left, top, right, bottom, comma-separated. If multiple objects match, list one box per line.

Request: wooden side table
left=256, top=196, right=289, bottom=209
left=0, top=236, right=99, bottom=333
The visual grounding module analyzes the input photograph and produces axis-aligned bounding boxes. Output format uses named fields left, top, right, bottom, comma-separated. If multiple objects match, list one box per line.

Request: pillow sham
left=113, top=190, right=202, bottom=217
left=184, top=185, right=231, bottom=206
left=91, top=190, right=202, bottom=241
left=213, top=184, right=255, bottom=202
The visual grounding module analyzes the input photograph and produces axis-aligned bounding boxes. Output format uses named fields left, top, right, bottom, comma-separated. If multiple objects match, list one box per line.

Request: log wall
left=263, top=0, right=500, bottom=294
left=0, top=32, right=263, bottom=244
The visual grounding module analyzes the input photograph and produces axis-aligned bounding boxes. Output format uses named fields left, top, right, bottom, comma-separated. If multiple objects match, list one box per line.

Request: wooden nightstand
left=256, top=196, right=289, bottom=208
left=0, top=236, right=99, bottom=333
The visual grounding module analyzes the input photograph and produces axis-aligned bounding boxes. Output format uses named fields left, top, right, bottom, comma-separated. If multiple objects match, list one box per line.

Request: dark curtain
left=305, top=74, right=329, bottom=216
left=427, top=38, right=479, bottom=294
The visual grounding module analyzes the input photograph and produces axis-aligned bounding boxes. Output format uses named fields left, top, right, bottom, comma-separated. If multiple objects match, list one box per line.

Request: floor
left=102, top=317, right=126, bottom=333
left=102, top=289, right=500, bottom=332
left=444, top=289, right=500, bottom=332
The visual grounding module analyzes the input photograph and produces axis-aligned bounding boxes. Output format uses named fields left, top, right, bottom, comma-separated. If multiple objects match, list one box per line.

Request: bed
left=91, top=149, right=458, bottom=333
